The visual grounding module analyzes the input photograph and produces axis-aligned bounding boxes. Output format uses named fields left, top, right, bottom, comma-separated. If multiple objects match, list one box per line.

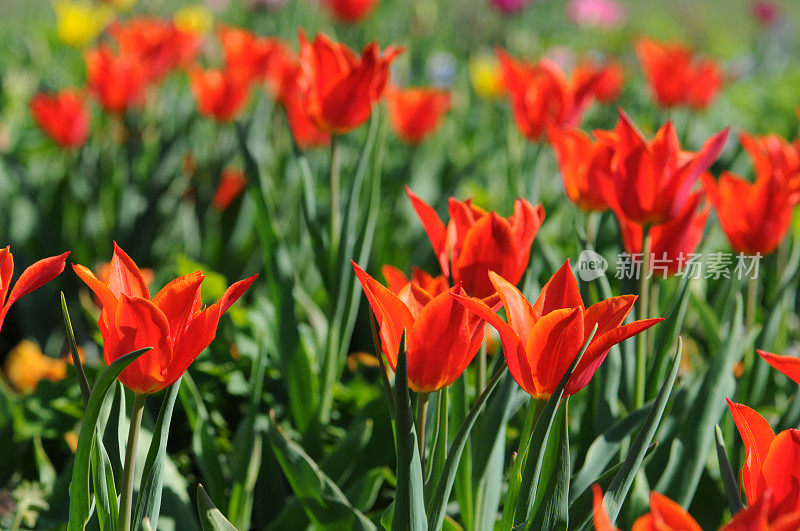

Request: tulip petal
left=758, top=350, right=800, bottom=386
left=532, top=259, right=584, bottom=318
left=405, top=187, right=449, bottom=278
left=107, top=242, right=151, bottom=299
left=592, top=485, right=618, bottom=531
left=727, top=399, right=776, bottom=505
left=0, top=247, right=13, bottom=306
left=0, top=252, right=70, bottom=330
left=640, top=492, right=701, bottom=531
left=760, top=430, right=800, bottom=517
left=455, top=213, right=519, bottom=297
left=487, top=271, right=537, bottom=342
left=528, top=307, right=584, bottom=398
left=583, top=295, right=637, bottom=339
left=152, top=271, right=205, bottom=349
left=381, top=264, right=409, bottom=294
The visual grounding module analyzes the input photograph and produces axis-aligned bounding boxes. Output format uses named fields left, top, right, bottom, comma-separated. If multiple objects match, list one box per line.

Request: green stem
left=329, top=136, right=341, bottom=265
left=119, top=393, right=147, bottom=531
left=586, top=212, right=598, bottom=249
left=634, top=228, right=652, bottom=409
left=745, top=273, right=758, bottom=330
left=476, top=338, right=487, bottom=397
left=416, top=392, right=430, bottom=475
left=9, top=499, right=30, bottom=531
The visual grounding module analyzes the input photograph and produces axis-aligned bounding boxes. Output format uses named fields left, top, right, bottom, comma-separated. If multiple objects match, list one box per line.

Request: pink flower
left=752, top=0, right=780, bottom=26
left=566, top=0, right=627, bottom=29
left=490, top=0, right=530, bottom=15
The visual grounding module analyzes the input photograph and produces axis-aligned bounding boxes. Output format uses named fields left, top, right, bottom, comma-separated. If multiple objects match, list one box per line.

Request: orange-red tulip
left=189, top=67, right=250, bottom=122
left=452, top=261, right=662, bottom=398
left=0, top=247, right=70, bottom=334
left=603, top=109, right=728, bottom=226
left=109, top=17, right=201, bottom=83
left=702, top=171, right=793, bottom=256
left=217, top=25, right=291, bottom=92
left=298, top=32, right=402, bottom=134
left=30, top=89, right=90, bottom=149
left=497, top=48, right=594, bottom=140
left=85, top=46, right=147, bottom=113
left=616, top=192, right=709, bottom=276
left=549, top=126, right=614, bottom=212
left=212, top=167, right=247, bottom=211
left=592, top=485, right=701, bottom=531
left=353, top=262, right=497, bottom=393
left=73, top=243, right=257, bottom=394
left=380, top=265, right=448, bottom=297
left=739, top=130, right=800, bottom=200
left=386, top=86, right=451, bottom=144
left=276, top=58, right=331, bottom=149
left=635, top=38, right=723, bottom=110
left=727, top=399, right=800, bottom=520
left=324, top=0, right=379, bottom=23
left=720, top=490, right=800, bottom=531
left=406, top=187, right=544, bottom=298
left=573, top=59, right=624, bottom=103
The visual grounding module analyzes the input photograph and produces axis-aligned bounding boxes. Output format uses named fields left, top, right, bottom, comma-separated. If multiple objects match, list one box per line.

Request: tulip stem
left=416, top=392, right=430, bottom=474
left=329, top=137, right=341, bottom=264
left=745, top=273, right=758, bottom=330
left=476, top=338, right=487, bottom=396
left=634, top=228, right=652, bottom=410
left=119, top=392, right=147, bottom=531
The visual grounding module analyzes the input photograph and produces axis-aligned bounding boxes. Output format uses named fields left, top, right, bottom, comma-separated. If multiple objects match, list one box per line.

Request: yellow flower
left=54, top=0, right=113, bottom=48
left=173, top=5, right=214, bottom=35
left=104, top=0, right=138, bottom=11
left=3, top=340, right=67, bottom=393
left=469, top=55, right=504, bottom=100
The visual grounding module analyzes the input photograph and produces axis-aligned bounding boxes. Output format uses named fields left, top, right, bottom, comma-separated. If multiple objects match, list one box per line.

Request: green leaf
left=598, top=339, right=682, bottom=526
left=320, top=418, right=374, bottom=485
left=514, top=324, right=598, bottom=527
left=527, top=400, right=570, bottom=530
left=392, top=334, right=428, bottom=531
left=267, top=413, right=375, bottom=530
left=423, top=388, right=448, bottom=501
left=90, top=433, right=118, bottom=530
left=500, top=397, right=542, bottom=530
left=646, top=273, right=691, bottom=398
left=132, top=377, right=183, bottom=530
left=67, top=347, right=150, bottom=531
left=715, top=424, right=744, bottom=514
left=197, top=484, right=237, bottom=531
left=570, top=402, right=652, bottom=502
left=61, top=292, right=90, bottom=407
left=426, top=367, right=508, bottom=530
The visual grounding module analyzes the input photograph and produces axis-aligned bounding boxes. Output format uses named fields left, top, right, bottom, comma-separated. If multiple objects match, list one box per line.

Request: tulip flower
left=353, top=262, right=497, bottom=392
left=727, top=399, right=800, bottom=520
left=752, top=0, right=781, bottom=27
left=702, top=171, right=793, bottom=256
left=324, top=0, right=379, bottom=23
left=54, top=0, right=112, bottom=48
left=189, top=67, right=250, bottom=122
left=490, top=0, right=530, bottom=14
left=572, top=59, right=624, bottom=103
left=497, top=49, right=595, bottom=140
left=73, top=243, right=257, bottom=394
left=549, top=126, right=614, bottom=212
left=380, top=265, right=448, bottom=297
left=603, top=109, right=728, bottom=226
left=739, top=130, right=800, bottom=199
left=212, top=167, right=247, bottom=211
left=469, top=54, right=504, bottom=100
left=276, top=59, right=331, bottom=149
left=85, top=46, right=147, bottom=114
left=298, top=32, right=402, bottom=134
left=567, top=0, right=627, bottom=29
left=218, top=25, right=291, bottom=91
left=592, top=485, right=700, bottom=531
left=721, top=490, right=800, bottom=531
left=452, top=261, right=662, bottom=398
left=615, top=192, right=709, bottom=277
left=0, top=247, right=70, bottom=335
left=386, top=86, right=451, bottom=144
left=109, top=17, right=201, bottom=83
left=635, top=38, right=723, bottom=110
left=173, top=5, right=214, bottom=35
left=30, top=89, right=90, bottom=149
left=406, top=187, right=544, bottom=298
left=3, top=340, right=68, bottom=394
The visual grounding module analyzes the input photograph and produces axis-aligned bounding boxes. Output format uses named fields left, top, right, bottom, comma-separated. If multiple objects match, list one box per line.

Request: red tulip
left=615, top=192, right=709, bottom=276
left=380, top=265, right=449, bottom=297
left=212, top=167, right=247, bottom=211
left=30, top=89, right=90, bottom=149
left=0, top=247, right=70, bottom=334
left=406, top=187, right=544, bottom=298
left=276, top=58, right=331, bottom=149
left=298, top=32, right=402, bottom=134
left=189, top=67, right=250, bottom=122
left=727, top=399, right=800, bottom=520
left=451, top=261, right=662, bottom=398
left=635, top=38, right=723, bottom=110
left=603, top=109, right=728, bottom=226
left=73, top=244, right=257, bottom=394
left=85, top=46, right=147, bottom=114
left=702, top=170, right=793, bottom=256
left=353, top=262, right=497, bottom=393
left=592, top=485, right=701, bottom=531
left=549, top=126, right=614, bottom=212
left=739, top=130, right=800, bottom=200
left=324, top=0, right=379, bottom=23
left=497, top=48, right=592, bottom=140
left=217, top=25, right=291, bottom=92
left=109, top=17, right=201, bottom=83
left=572, top=59, right=624, bottom=103
left=386, top=86, right=451, bottom=144
left=721, top=490, right=800, bottom=531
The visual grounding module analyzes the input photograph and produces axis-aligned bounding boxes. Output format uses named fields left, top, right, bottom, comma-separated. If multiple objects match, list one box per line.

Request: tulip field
left=5, top=0, right=800, bottom=529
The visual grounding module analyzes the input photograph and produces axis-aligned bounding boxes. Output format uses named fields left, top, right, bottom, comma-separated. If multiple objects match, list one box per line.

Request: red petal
left=645, top=491, right=701, bottom=531
left=454, top=213, right=519, bottom=298
left=152, top=271, right=205, bottom=349
left=532, top=259, right=584, bottom=318
left=592, top=485, right=618, bottom=531
left=487, top=271, right=537, bottom=343
left=761, top=430, right=800, bottom=517
left=0, top=246, right=12, bottom=306
left=107, top=243, right=150, bottom=299
left=0, top=251, right=69, bottom=329
left=758, top=350, right=800, bottom=386
left=528, top=307, right=584, bottom=398
left=727, top=399, right=776, bottom=505
left=381, top=264, right=409, bottom=294
left=405, top=187, right=449, bottom=278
